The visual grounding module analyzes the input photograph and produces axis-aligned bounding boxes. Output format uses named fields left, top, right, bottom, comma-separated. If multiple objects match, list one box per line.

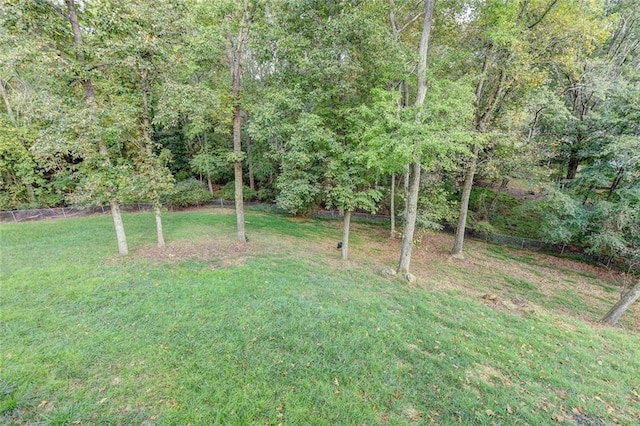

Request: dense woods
left=1, top=0, right=639, bottom=311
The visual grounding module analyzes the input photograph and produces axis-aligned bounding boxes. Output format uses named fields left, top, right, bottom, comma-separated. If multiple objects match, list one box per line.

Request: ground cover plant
left=1, top=209, right=639, bottom=424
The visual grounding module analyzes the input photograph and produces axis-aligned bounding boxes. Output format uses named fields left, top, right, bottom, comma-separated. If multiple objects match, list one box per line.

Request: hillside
left=1, top=209, right=638, bottom=424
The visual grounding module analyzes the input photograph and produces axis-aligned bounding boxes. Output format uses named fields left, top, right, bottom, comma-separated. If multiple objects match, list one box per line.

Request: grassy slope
left=1, top=209, right=638, bottom=425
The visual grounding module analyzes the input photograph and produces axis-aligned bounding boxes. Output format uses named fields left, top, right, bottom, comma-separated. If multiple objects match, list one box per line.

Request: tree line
left=1, top=0, right=639, bottom=321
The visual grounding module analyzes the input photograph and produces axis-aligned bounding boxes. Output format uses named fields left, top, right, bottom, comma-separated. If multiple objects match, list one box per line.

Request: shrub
left=217, top=182, right=257, bottom=202
left=162, top=179, right=212, bottom=209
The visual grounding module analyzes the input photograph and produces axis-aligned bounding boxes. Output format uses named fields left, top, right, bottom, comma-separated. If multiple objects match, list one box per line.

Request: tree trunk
left=341, top=210, right=351, bottom=260
left=66, top=0, right=128, bottom=255
left=110, top=201, right=128, bottom=255
left=397, top=0, right=434, bottom=274
left=141, top=72, right=152, bottom=154
left=450, top=39, right=494, bottom=259
left=233, top=105, right=246, bottom=242
left=206, top=173, right=214, bottom=195
left=227, top=4, right=250, bottom=243
left=566, top=150, right=579, bottom=180
left=601, top=281, right=640, bottom=326
left=154, top=202, right=165, bottom=248
left=451, top=144, right=479, bottom=258
left=142, top=70, right=166, bottom=248
left=246, top=133, right=255, bottom=191
left=607, top=167, right=624, bottom=200
left=398, top=161, right=421, bottom=273
left=390, top=174, right=396, bottom=237
left=403, top=165, right=410, bottom=224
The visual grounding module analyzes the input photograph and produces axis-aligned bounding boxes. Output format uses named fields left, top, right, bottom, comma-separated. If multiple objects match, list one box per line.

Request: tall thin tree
left=226, top=0, right=252, bottom=243
left=65, top=0, right=128, bottom=255
left=397, top=0, right=434, bottom=275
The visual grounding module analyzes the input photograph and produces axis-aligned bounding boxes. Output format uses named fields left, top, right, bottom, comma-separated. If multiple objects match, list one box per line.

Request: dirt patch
left=465, top=364, right=513, bottom=387
left=135, top=238, right=254, bottom=268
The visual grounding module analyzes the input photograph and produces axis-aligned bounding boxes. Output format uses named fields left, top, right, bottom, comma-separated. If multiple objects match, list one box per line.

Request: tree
left=0, top=6, right=63, bottom=209
left=601, top=280, right=640, bottom=326
left=64, top=0, right=131, bottom=254
left=226, top=1, right=254, bottom=242
left=0, top=81, right=39, bottom=208
left=98, top=0, right=185, bottom=248
left=396, top=0, right=434, bottom=275
left=325, top=150, right=383, bottom=260
left=451, top=0, right=609, bottom=258
left=248, top=1, right=404, bottom=223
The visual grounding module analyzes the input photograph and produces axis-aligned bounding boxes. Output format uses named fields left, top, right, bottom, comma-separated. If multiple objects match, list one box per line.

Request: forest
left=1, top=1, right=639, bottom=305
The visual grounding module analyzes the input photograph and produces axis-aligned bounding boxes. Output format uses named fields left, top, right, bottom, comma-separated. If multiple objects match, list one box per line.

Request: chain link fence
left=0, top=204, right=156, bottom=223
left=467, top=228, right=639, bottom=274
left=0, top=200, right=270, bottom=223
left=313, top=209, right=390, bottom=223
left=2, top=203, right=637, bottom=274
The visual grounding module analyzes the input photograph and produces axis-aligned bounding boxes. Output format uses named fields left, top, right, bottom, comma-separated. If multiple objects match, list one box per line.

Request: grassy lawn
left=1, top=209, right=639, bottom=424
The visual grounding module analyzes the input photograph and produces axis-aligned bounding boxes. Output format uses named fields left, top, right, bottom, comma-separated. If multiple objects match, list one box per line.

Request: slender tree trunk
left=110, top=201, right=129, bottom=255
left=450, top=41, right=494, bottom=259
left=607, top=167, right=624, bottom=200
left=341, top=210, right=351, bottom=260
left=601, top=281, right=640, bottom=326
left=566, top=150, right=580, bottom=180
left=390, top=174, right=396, bottom=237
left=227, top=4, right=250, bottom=243
left=154, top=202, right=165, bottom=248
left=141, top=73, right=152, bottom=151
left=246, top=133, right=255, bottom=191
left=403, top=166, right=410, bottom=223
left=206, top=173, right=214, bottom=195
left=398, top=161, right=421, bottom=273
left=526, top=107, right=542, bottom=145
left=142, top=70, right=166, bottom=248
left=397, top=0, right=434, bottom=275
left=232, top=103, right=246, bottom=242
left=66, top=0, right=128, bottom=255
left=451, top=144, right=479, bottom=258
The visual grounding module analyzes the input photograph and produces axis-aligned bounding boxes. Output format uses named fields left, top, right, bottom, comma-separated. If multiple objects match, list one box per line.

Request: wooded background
left=1, top=0, right=638, bottom=270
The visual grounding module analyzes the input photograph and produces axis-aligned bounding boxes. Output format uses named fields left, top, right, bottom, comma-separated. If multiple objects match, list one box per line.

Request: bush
left=255, top=187, right=275, bottom=202
left=162, top=179, right=212, bottom=209
left=217, top=182, right=257, bottom=202
left=468, top=219, right=496, bottom=239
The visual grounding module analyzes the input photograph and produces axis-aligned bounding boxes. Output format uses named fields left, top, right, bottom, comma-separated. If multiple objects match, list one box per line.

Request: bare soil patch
left=135, top=238, right=254, bottom=268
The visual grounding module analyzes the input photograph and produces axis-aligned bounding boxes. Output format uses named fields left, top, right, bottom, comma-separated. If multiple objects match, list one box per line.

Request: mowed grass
left=1, top=209, right=639, bottom=425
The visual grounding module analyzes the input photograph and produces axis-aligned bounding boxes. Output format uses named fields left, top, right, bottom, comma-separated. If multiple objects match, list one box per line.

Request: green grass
left=486, top=245, right=537, bottom=265
left=1, top=210, right=639, bottom=424
left=469, top=187, right=541, bottom=239
left=503, top=276, right=538, bottom=292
